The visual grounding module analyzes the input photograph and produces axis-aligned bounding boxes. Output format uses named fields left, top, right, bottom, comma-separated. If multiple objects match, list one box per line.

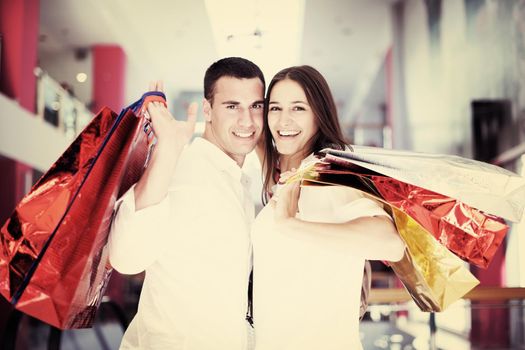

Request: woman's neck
left=279, top=151, right=307, bottom=172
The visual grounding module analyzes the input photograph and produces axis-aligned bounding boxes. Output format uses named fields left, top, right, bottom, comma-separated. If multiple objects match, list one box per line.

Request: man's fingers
left=146, top=102, right=163, bottom=121
left=148, top=80, right=165, bottom=92
left=156, top=80, right=165, bottom=92
left=186, top=102, right=198, bottom=124
left=145, top=103, right=156, bottom=122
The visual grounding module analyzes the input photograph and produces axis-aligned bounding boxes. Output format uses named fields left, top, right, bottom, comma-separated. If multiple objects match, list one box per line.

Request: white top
left=108, top=137, right=255, bottom=350
left=251, top=184, right=388, bottom=350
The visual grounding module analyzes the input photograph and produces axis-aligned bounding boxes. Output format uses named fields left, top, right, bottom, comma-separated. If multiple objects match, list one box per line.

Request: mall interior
left=1, top=0, right=525, bottom=349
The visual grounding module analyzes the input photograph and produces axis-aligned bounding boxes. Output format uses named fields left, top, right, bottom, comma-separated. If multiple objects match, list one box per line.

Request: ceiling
left=38, top=0, right=394, bottom=122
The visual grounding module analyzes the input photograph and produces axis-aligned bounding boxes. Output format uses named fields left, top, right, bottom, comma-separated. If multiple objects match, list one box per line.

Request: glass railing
left=35, top=68, right=93, bottom=141
left=364, top=286, right=525, bottom=350
left=2, top=286, right=523, bottom=349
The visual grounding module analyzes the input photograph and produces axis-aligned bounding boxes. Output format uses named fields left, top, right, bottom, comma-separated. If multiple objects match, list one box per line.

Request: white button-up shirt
left=109, top=137, right=255, bottom=350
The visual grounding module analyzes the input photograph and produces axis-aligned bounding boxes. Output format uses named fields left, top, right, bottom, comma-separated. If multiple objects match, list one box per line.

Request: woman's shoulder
left=300, top=184, right=363, bottom=200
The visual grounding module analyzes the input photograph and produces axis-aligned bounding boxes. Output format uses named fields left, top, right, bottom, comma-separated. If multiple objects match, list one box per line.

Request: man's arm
left=134, top=81, right=197, bottom=210
left=108, top=81, right=197, bottom=274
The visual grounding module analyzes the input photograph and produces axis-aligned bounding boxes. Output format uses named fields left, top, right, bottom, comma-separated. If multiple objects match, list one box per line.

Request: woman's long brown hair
left=262, top=65, right=347, bottom=203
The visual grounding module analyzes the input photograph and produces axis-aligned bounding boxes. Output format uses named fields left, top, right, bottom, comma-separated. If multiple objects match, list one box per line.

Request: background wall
left=401, top=0, right=525, bottom=157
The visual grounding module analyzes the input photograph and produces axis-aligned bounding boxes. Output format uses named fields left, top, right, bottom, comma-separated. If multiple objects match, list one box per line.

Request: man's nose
left=238, top=108, right=254, bottom=127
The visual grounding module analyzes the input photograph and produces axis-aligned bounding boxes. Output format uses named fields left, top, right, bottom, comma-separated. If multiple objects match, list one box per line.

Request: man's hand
left=145, top=81, right=197, bottom=151
left=133, top=81, right=197, bottom=210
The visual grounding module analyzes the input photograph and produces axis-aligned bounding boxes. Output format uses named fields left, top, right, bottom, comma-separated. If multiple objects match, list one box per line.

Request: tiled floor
left=4, top=317, right=523, bottom=349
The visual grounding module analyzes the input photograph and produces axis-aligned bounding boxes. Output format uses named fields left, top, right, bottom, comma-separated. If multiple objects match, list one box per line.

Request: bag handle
left=125, top=91, right=168, bottom=138
left=127, top=91, right=167, bottom=115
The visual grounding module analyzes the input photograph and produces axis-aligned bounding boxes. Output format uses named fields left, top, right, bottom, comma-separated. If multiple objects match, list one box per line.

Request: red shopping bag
left=0, top=92, right=165, bottom=329
left=311, top=164, right=508, bottom=269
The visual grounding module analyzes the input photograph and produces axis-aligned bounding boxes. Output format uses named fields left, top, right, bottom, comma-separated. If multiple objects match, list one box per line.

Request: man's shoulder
left=178, top=142, right=219, bottom=174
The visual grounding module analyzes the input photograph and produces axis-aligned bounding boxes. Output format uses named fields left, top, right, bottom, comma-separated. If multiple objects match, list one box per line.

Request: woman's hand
left=277, top=168, right=297, bottom=184
left=144, top=81, right=197, bottom=151
left=273, top=182, right=301, bottom=224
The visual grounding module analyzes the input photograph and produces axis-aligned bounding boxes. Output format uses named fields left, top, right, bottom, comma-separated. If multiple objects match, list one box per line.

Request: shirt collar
left=191, top=137, right=244, bottom=182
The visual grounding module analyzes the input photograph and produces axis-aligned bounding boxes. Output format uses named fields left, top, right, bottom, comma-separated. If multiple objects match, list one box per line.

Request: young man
left=108, top=57, right=265, bottom=349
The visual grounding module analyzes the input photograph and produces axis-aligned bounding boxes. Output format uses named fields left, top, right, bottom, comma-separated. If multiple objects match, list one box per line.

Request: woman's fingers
left=274, top=182, right=301, bottom=221
left=279, top=169, right=298, bottom=184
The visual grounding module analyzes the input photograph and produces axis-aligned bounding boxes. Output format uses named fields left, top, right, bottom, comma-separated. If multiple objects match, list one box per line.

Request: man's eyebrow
left=221, top=101, right=240, bottom=105
left=252, top=100, right=265, bottom=105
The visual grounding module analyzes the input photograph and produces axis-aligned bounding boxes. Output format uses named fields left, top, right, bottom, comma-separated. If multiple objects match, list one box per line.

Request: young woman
left=252, top=66, right=405, bottom=350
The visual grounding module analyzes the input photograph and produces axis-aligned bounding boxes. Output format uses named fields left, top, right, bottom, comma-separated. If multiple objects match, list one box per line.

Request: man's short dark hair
left=204, top=57, right=265, bottom=104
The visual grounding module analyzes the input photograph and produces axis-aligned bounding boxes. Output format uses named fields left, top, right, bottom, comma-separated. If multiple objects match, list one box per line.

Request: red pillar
left=91, top=44, right=128, bottom=307
left=0, top=0, right=39, bottom=336
left=91, top=45, right=126, bottom=113
left=0, top=0, right=37, bottom=215
left=0, top=0, right=37, bottom=211
left=0, top=0, right=39, bottom=113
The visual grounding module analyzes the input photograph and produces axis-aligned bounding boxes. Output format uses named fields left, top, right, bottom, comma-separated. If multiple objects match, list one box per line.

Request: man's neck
left=202, top=131, right=245, bottom=168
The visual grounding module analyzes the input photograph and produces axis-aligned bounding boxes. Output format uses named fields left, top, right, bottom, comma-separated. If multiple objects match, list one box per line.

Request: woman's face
left=267, top=79, right=319, bottom=158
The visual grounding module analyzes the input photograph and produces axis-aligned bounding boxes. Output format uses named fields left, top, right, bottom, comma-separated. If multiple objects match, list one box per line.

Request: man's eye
left=251, top=103, right=263, bottom=110
left=226, top=105, right=237, bottom=110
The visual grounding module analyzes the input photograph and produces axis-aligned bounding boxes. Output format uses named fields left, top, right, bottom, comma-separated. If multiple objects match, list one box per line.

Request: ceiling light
left=205, top=0, right=305, bottom=80
left=76, top=72, right=87, bottom=83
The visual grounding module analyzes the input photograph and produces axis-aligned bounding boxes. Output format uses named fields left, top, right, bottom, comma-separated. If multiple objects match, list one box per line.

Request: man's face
left=203, top=76, right=265, bottom=166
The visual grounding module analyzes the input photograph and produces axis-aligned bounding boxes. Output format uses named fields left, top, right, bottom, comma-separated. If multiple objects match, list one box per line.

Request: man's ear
left=203, top=98, right=212, bottom=123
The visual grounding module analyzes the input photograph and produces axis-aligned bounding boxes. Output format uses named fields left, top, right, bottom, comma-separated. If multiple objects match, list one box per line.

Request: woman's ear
left=203, top=98, right=212, bottom=123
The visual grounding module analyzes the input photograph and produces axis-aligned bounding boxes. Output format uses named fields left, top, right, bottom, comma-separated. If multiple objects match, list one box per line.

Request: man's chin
left=230, top=142, right=257, bottom=155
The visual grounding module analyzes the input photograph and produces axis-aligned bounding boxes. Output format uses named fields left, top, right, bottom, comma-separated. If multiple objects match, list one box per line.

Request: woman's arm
left=273, top=182, right=405, bottom=262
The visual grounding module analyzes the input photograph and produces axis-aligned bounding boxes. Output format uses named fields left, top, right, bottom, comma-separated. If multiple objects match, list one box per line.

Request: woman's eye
left=293, top=106, right=305, bottom=111
left=269, top=106, right=281, bottom=111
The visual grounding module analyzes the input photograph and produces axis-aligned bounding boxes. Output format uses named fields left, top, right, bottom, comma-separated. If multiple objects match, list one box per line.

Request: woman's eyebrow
left=269, top=100, right=308, bottom=105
